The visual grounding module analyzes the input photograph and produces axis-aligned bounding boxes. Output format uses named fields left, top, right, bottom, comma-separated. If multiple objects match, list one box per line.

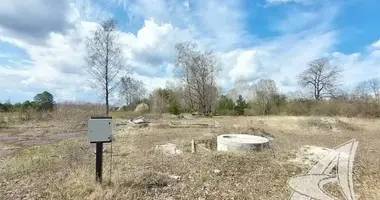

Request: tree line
left=83, top=18, right=380, bottom=118
left=0, top=91, right=55, bottom=112
left=4, top=18, right=379, bottom=118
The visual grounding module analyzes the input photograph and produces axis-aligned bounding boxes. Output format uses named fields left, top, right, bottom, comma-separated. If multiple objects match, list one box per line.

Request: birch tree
left=174, top=42, right=219, bottom=115
left=85, top=19, right=124, bottom=115
left=120, top=76, right=147, bottom=107
left=253, top=79, right=278, bottom=115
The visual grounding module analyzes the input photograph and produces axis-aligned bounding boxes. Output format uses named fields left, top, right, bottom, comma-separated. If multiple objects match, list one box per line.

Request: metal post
left=96, top=142, right=103, bottom=183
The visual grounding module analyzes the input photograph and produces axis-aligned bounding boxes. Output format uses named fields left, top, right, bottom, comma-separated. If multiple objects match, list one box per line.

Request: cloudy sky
left=0, top=0, right=379, bottom=103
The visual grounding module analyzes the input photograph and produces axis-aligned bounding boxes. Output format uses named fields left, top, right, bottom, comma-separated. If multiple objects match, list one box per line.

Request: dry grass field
left=1, top=113, right=380, bottom=199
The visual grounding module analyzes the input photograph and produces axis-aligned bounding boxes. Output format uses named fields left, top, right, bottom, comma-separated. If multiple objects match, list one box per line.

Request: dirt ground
left=0, top=120, right=87, bottom=158
left=0, top=115, right=379, bottom=199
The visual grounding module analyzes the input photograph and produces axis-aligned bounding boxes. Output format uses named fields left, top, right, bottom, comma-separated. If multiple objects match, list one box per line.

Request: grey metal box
left=88, top=118, right=112, bottom=143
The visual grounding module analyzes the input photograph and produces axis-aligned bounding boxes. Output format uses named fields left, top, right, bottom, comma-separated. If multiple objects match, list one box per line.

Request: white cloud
left=109, top=0, right=250, bottom=51
left=273, top=4, right=339, bottom=33
left=331, top=50, right=380, bottom=88
left=228, top=50, right=265, bottom=82
left=183, top=1, right=190, bottom=10
left=0, top=8, right=190, bottom=102
left=217, top=30, right=336, bottom=94
left=0, top=18, right=100, bottom=101
left=71, top=0, right=113, bottom=22
left=371, top=39, right=380, bottom=49
left=267, top=0, right=315, bottom=4
left=118, top=18, right=193, bottom=78
left=1, top=0, right=380, bottom=103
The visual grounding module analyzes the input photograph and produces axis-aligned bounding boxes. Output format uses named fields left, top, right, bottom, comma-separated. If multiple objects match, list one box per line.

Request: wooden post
left=191, top=139, right=196, bottom=153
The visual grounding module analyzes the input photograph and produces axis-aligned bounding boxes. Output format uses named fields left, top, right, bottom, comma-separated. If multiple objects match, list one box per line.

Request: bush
left=168, top=97, right=181, bottom=115
left=216, top=109, right=236, bottom=116
left=0, top=116, right=6, bottom=129
left=235, top=95, right=248, bottom=116
left=0, top=101, right=13, bottom=112
left=216, top=95, right=235, bottom=115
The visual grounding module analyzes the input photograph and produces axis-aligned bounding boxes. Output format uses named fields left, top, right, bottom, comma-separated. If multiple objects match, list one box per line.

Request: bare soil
left=0, top=121, right=86, bottom=157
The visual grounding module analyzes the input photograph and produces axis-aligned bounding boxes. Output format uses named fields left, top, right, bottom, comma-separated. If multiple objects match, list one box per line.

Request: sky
left=0, top=0, right=380, bottom=104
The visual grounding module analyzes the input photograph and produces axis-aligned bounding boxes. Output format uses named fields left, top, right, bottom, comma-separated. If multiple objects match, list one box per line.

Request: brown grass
left=1, top=115, right=380, bottom=199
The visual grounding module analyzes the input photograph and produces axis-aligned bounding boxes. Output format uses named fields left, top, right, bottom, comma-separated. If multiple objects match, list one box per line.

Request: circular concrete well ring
left=217, top=134, right=270, bottom=152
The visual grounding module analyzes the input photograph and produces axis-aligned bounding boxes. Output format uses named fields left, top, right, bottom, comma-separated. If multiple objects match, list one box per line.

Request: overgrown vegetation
left=0, top=90, right=104, bottom=130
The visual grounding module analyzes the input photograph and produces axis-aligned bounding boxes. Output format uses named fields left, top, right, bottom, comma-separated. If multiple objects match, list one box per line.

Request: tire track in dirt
left=0, top=131, right=86, bottom=158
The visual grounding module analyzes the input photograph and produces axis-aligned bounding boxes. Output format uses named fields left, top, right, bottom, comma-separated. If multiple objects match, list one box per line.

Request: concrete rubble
left=129, top=116, right=150, bottom=124
left=155, top=143, right=183, bottom=155
left=114, top=120, right=129, bottom=126
left=128, top=116, right=150, bottom=127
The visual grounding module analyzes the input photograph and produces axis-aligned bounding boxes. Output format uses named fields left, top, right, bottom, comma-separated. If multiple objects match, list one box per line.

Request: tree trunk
left=106, top=76, right=109, bottom=115
left=106, top=88, right=109, bottom=115
left=105, top=36, right=109, bottom=116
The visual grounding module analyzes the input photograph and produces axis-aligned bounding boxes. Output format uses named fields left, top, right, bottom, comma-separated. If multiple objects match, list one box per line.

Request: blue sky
left=0, top=0, right=380, bottom=104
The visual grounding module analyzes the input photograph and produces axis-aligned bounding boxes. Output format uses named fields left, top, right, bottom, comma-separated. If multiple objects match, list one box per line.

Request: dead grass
left=1, top=103, right=105, bottom=134
left=110, top=111, right=163, bottom=120
left=300, top=116, right=360, bottom=132
left=1, top=115, right=380, bottom=199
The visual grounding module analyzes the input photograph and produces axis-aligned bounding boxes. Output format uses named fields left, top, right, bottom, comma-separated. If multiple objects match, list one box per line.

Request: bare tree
left=253, top=79, right=278, bottom=115
left=174, top=42, right=219, bottom=114
left=330, top=87, right=351, bottom=102
left=367, top=78, right=380, bottom=99
left=353, top=81, right=370, bottom=101
left=151, top=88, right=171, bottom=114
left=352, top=78, right=380, bottom=101
left=227, top=77, right=253, bottom=102
left=120, top=76, right=147, bottom=107
left=85, top=19, right=124, bottom=115
left=298, top=58, right=342, bottom=100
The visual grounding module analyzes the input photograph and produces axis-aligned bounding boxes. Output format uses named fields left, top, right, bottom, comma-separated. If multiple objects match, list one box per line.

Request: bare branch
left=119, top=76, right=147, bottom=106
left=298, top=58, right=342, bottom=100
left=84, top=18, right=126, bottom=115
left=174, top=41, right=220, bottom=114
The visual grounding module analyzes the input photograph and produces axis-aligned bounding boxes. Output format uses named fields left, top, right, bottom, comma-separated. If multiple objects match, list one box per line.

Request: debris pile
left=169, top=121, right=214, bottom=128
left=114, top=120, right=129, bottom=126
left=129, top=116, right=150, bottom=127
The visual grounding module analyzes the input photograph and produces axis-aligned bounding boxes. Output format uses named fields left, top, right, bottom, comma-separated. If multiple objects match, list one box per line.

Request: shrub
left=0, top=115, right=6, bottom=129
left=235, top=95, right=248, bottom=116
left=168, top=97, right=181, bottom=115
